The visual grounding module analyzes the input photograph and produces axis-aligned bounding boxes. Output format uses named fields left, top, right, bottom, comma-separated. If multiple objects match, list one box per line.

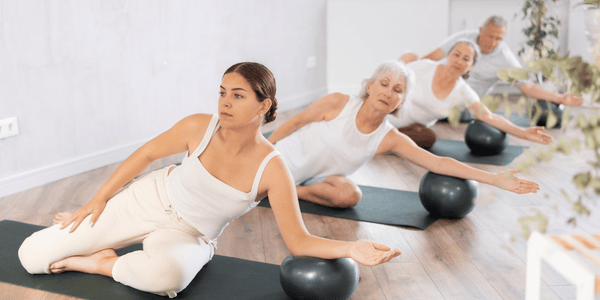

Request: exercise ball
left=279, top=255, right=360, bottom=300
left=418, top=171, right=478, bottom=219
left=464, top=120, right=508, bottom=155
left=531, top=100, right=564, bottom=128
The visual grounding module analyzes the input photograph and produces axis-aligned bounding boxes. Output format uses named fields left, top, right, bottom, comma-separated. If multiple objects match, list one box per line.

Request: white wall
left=568, top=3, right=594, bottom=64
left=0, top=0, right=328, bottom=197
left=327, top=0, right=573, bottom=96
left=327, top=0, right=450, bottom=95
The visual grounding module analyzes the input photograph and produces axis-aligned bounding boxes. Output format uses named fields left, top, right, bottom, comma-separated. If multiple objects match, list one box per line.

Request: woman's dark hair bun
left=264, top=97, right=278, bottom=123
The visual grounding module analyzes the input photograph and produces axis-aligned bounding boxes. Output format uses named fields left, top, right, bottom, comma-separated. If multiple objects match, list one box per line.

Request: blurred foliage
left=518, top=212, right=548, bottom=239
left=573, top=0, right=600, bottom=8
left=496, top=51, right=600, bottom=238
left=518, top=0, right=560, bottom=60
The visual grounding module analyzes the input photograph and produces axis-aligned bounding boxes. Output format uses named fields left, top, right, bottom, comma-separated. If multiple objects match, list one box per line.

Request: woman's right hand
left=346, top=240, right=401, bottom=266
left=59, top=198, right=107, bottom=233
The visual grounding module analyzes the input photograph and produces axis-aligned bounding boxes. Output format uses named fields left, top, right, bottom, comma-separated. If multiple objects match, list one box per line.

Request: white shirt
left=166, top=115, right=280, bottom=239
left=438, top=29, right=528, bottom=97
left=275, top=96, right=394, bottom=185
left=387, top=59, right=480, bottom=128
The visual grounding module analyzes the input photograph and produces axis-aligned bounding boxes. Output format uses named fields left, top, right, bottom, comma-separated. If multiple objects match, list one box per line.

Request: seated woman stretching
left=267, top=60, right=540, bottom=209
left=390, top=39, right=553, bottom=148
left=18, top=62, right=401, bottom=298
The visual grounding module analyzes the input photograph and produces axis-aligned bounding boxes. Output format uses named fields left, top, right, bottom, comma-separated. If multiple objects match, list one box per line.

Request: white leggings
left=18, top=166, right=214, bottom=298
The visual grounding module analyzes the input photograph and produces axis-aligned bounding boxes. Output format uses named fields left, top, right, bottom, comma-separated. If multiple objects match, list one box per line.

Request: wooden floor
left=2, top=99, right=600, bottom=300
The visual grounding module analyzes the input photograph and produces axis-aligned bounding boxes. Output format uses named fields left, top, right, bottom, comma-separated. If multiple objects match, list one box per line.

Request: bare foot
left=53, top=212, right=72, bottom=225
left=50, top=249, right=118, bottom=276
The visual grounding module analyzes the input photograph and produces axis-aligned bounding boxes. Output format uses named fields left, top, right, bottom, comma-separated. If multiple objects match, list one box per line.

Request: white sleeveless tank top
left=166, top=114, right=280, bottom=239
left=275, top=95, right=394, bottom=185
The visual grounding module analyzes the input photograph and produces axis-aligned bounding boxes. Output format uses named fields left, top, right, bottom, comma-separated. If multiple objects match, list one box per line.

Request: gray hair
left=448, top=39, right=481, bottom=79
left=358, top=60, right=415, bottom=104
left=482, top=15, right=507, bottom=31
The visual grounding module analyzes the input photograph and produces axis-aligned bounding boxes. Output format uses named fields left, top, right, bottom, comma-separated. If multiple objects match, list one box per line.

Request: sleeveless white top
left=387, top=59, right=480, bottom=128
left=166, top=114, right=280, bottom=239
left=275, top=95, right=394, bottom=185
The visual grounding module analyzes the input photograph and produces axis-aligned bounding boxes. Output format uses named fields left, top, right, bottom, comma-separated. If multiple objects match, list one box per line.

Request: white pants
left=18, top=166, right=215, bottom=298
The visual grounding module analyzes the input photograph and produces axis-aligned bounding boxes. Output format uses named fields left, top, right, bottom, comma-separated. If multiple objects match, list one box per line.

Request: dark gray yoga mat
left=428, top=139, right=527, bottom=166
left=258, top=185, right=438, bottom=230
left=0, top=220, right=288, bottom=300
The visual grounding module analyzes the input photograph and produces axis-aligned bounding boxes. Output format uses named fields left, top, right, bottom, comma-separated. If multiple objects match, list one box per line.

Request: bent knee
left=335, top=183, right=363, bottom=208
left=19, top=236, right=50, bottom=274
left=114, top=254, right=198, bottom=297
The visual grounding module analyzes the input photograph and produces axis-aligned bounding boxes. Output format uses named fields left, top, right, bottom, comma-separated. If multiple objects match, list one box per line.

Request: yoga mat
left=258, top=185, right=438, bottom=230
left=428, top=139, right=527, bottom=166
left=0, top=220, right=288, bottom=300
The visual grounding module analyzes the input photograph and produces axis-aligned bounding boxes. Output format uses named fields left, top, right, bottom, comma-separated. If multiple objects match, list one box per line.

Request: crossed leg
left=296, top=175, right=363, bottom=208
left=49, top=212, right=117, bottom=277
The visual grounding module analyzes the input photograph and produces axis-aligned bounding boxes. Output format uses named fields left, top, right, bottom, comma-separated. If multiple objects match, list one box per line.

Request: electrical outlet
left=0, top=117, right=19, bottom=140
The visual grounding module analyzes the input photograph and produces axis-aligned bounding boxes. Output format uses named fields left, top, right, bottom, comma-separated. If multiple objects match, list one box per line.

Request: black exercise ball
left=279, top=255, right=360, bottom=300
left=464, top=120, right=508, bottom=155
left=531, top=100, right=564, bottom=128
left=418, top=171, right=478, bottom=219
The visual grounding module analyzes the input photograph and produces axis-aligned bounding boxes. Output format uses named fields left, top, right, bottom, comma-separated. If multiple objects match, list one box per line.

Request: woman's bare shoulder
left=178, top=113, right=214, bottom=133
left=326, top=92, right=351, bottom=106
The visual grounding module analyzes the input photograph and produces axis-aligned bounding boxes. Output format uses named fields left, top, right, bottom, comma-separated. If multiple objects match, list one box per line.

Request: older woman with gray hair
left=267, top=60, right=540, bottom=209
left=392, top=39, right=553, bottom=148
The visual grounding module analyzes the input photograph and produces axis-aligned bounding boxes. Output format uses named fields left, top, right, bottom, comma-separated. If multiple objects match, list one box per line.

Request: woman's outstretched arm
left=377, top=129, right=540, bottom=194
left=60, top=114, right=213, bottom=233
left=266, top=93, right=349, bottom=144
left=468, top=101, right=553, bottom=145
left=260, top=155, right=401, bottom=266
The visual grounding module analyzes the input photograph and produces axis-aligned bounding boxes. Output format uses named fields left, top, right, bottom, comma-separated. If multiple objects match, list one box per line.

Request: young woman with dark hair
left=18, top=62, right=401, bottom=297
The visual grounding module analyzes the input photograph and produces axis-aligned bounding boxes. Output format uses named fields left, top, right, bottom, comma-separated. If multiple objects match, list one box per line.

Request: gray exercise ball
left=464, top=120, right=508, bottom=155
left=418, top=171, right=478, bottom=219
left=279, top=255, right=360, bottom=300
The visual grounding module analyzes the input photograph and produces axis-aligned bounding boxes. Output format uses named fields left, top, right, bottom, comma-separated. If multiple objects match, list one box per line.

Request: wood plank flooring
left=1, top=98, right=599, bottom=299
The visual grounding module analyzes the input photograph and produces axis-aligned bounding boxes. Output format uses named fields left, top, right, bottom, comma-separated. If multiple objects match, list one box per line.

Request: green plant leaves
left=546, top=107, right=558, bottom=129
left=518, top=212, right=548, bottom=239
left=516, top=96, right=529, bottom=116
left=573, top=173, right=592, bottom=191
left=572, top=199, right=591, bottom=216
left=561, top=107, right=570, bottom=131
left=481, top=95, right=500, bottom=112
left=497, top=68, right=530, bottom=82
left=447, top=104, right=461, bottom=128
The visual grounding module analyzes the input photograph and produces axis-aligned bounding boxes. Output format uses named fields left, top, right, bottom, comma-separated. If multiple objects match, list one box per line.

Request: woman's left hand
left=523, top=126, right=553, bottom=144
left=559, top=93, right=584, bottom=107
left=492, top=168, right=540, bottom=194
left=346, top=240, right=401, bottom=266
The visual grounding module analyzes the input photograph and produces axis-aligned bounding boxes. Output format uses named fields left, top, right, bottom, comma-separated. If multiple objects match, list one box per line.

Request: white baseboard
left=0, top=138, right=151, bottom=198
